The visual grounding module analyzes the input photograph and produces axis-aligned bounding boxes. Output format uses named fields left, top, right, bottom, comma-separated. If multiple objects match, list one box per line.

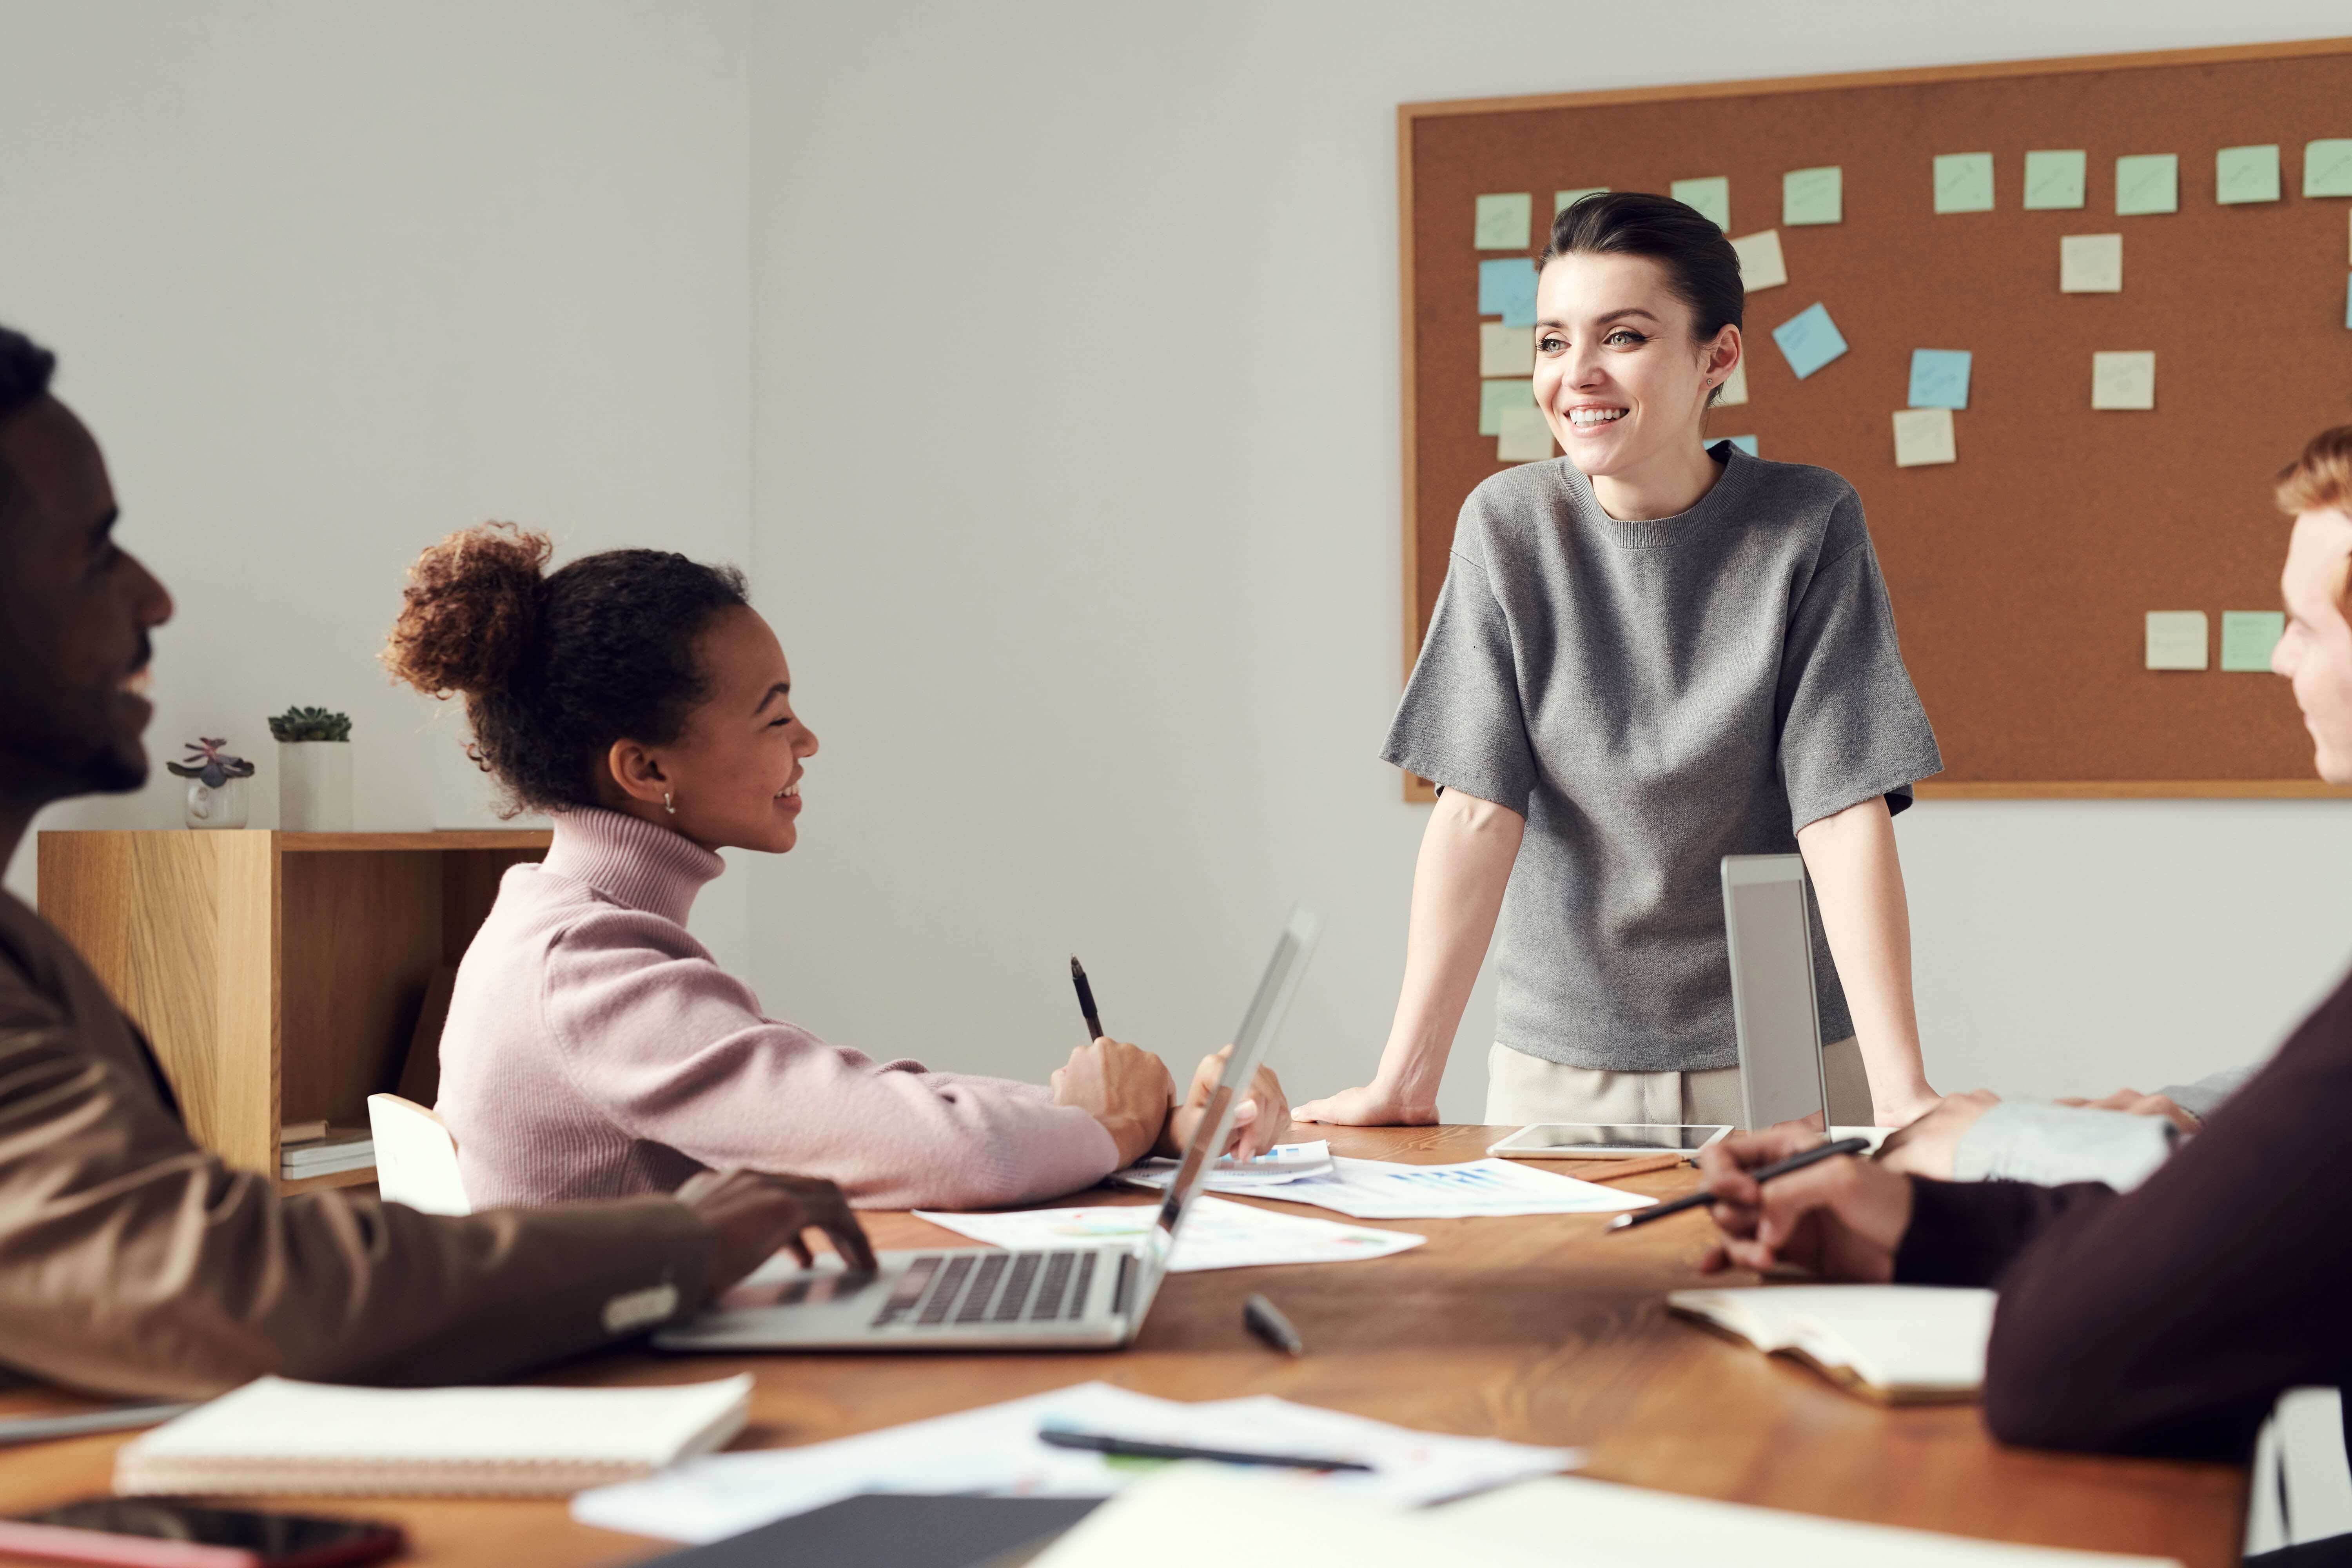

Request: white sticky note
left=2092, top=351, right=2156, bottom=410
left=1715, top=359, right=1749, bottom=407
left=1891, top=407, right=1956, bottom=468
left=2145, top=611, right=2210, bottom=671
left=2060, top=234, right=2123, bottom=293
left=1479, top=323, right=1534, bottom=378
left=1729, top=229, right=1787, bottom=291
left=1496, top=405, right=1555, bottom=463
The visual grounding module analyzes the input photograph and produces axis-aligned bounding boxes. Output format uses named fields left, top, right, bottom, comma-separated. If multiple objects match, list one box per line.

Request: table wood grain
left=0, top=1127, right=2245, bottom=1565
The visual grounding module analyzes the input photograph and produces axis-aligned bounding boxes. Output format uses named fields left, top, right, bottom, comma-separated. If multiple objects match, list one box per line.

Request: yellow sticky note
left=2060, top=234, right=2122, bottom=293
left=1891, top=407, right=1956, bottom=468
left=2092, top=351, right=2156, bottom=410
left=2215, top=145, right=2281, bottom=205
left=1671, top=176, right=1731, bottom=230
left=1556, top=186, right=1608, bottom=215
left=1496, top=405, right=1555, bottom=463
left=1475, top=193, right=1533, bottom=250
left=1715, top=359, right=1749, bottom=408
left=2145, top=611, right=2209, bottom=671
left=1933, top=152, right=1994, bottom=214
left=1479, top=324, right=1534, bottom=378
left=1729, top=229, right=1787, bottom=291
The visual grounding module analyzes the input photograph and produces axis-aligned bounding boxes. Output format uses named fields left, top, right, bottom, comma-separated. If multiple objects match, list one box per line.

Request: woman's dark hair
left=1539, top=192, right=1745, bottom=404
left=382, top=522, right=750, bottom=814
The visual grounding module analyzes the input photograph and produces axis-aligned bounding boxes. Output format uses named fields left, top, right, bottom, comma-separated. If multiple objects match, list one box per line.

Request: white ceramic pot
left=277, top=741, right=352, bottom=831
left=183, top=775, right=250, bottom=829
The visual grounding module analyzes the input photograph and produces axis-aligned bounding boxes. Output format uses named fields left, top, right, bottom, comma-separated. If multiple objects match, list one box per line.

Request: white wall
left=0, top=0, right=757, bottom=969
left=747, top=0, right=2352, bottom=1120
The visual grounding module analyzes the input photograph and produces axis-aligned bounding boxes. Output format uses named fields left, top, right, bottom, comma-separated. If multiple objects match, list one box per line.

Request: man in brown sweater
left=0, top=323, right=875, bottom=1398
left=1697, top=423, right=2352, bottom=1466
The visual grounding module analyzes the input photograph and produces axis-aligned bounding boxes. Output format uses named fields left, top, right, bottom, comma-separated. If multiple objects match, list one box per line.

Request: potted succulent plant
left=166, top=738, right=256, bottom=829
left=269, top=706, right=353, bottom=831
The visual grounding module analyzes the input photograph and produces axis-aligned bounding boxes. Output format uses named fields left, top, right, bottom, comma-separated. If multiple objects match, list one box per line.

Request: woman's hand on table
left=2055, top=1087, right=2201, bottom=1134
left=1873, top=1083, right=1945, bottom=1130
left=1694, top=1125, right=1913, bottom=1283
left=1874, top=1089, right=2000, bottom=1178
left=1293, top=1080, right=1439, bottom=1127
left=1157, top=1045, right=1292, bottom=1160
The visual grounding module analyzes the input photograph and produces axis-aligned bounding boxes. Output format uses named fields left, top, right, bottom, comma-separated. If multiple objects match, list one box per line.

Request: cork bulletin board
left=1399, top=38, right=2352, bottom=802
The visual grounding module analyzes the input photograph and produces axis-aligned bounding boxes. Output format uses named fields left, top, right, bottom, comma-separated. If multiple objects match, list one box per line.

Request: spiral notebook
left=114, top=1375, right=752, bottom=1497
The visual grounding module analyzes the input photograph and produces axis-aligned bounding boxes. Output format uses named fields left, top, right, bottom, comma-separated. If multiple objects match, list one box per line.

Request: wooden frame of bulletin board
left=1398, top=38, right=2352, bottom=803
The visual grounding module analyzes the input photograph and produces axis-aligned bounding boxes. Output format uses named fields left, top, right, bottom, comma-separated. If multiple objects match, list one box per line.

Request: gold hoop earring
left=663, top=791, right=676, bottom=816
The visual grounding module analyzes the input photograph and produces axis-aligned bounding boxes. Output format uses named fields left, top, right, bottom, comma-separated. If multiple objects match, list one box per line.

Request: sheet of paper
left=1116, top=1141, right=1335, bottom=1192
left=573, top=1382, right=1584, bottom=1545
left=1671, top=175, right=1730, bottom=230
left=2216, top=144, right=2281, bottom=205
left=1495, top=405, right=1553, bottom=463
left=912, top=1194, right=1423, bottom=1273
left=2115, top=153, right=2178, bottom=216
left=1250, top=1156, right=1651, bottom=1220
left=1932, top=152, right=1993, bottom=214
left=2092, top=350, right=2156, bottom=410
left=1721, top=433, right=1759, bottom=457
left=1476, top=258, right=1537, bottom=327
left=1715, top=358, right=1749, bottom=407
left=2145, top=611, right=2210, bottom=671
left=2307, top=140, right=2352, bottom=199
left=1478, top=323, right=1532, bottom=378
left=2060, top=232, right=2122, bottom=293
left=1907, top=348, right=1971, bottom=410
left=1473, top=192, right=1532, bottom=250
left=1771, top=301, right=1847, bottom=379
left=1729, top=229, right=1786, bottom=290
left=1478, top=376, right=1533, bottom=436
left=1555, top=185, right=1607, bottom=215
left=1892, top=408, right=1956, bottom=468
left=1781, top=165, right=1841, bottom=226
left=2022, top=149, right=2087, bottom=210
left=2221, top=610, right=2285, bottom=672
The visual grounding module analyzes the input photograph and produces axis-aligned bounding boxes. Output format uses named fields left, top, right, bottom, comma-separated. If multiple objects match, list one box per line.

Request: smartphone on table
left=0, top=1499, right=403, bottom=1568
left=1486, top=1123, right=1732, bottom=1159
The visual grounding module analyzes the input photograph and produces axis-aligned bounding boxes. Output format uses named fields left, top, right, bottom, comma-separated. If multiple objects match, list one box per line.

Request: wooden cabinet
left=36, top=830, right=548, bottom=1192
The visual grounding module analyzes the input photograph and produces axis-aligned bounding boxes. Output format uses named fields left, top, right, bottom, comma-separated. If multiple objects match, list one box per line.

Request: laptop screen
left=1142, top=905, right=1321, bottom=1277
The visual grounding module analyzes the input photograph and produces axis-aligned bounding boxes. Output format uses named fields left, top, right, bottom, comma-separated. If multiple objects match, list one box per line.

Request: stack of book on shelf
left=280, top=1121, right=374, bottom=1181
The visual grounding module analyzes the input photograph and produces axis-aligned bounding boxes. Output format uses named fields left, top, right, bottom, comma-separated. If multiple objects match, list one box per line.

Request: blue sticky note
left=1722, top=434, right=1759, bottom=457
left=1479, top=258, right=1537, bottom=327
left=1771, top=302, right=1849, bottom=380
left=1907, top=349, right=1972, bottom=410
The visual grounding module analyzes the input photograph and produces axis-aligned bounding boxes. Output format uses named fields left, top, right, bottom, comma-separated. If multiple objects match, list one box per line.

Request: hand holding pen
left=1684, top=1127, right=1914, bottom=1283
left=1069, top=957, right=1293, bottom=1163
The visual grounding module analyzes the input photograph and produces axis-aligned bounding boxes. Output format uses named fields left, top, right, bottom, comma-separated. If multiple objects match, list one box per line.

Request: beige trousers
left=1484, top=1036, right=1873, bottom=1129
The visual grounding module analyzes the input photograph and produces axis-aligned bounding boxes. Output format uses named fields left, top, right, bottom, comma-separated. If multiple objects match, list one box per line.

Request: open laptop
left=1720, top=855, right=1831, bottom=1132
left=654, top=904, right=1321, bottom=1353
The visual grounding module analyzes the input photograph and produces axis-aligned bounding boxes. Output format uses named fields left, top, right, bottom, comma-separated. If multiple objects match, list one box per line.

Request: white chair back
left=366, top=1093, right=472, bottom=1215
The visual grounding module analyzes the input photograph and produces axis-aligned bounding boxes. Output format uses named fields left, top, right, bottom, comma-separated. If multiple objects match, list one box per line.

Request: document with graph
left=1247, top=1157, right=1653, bottom=1219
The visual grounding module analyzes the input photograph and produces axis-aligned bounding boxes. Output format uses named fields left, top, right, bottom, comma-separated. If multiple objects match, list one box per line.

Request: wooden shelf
left=37, top=830, right=550, bottom=1192
left=279, top=1167, right=379, bottom=1194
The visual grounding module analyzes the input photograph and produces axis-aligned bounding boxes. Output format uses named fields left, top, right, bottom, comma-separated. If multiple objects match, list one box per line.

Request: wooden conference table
left=0, top=1127, right=2246, bottom=1566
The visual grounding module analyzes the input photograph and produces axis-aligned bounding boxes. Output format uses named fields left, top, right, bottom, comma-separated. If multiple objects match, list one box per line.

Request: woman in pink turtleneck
left=384, top=524, right=1285, bottom=1212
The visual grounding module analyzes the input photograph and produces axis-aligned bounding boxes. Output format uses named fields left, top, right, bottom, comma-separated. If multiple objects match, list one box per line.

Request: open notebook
left=1666, top=1285, right=1995, bottom=1405
left=114, top=1375, right=751, bottom=1497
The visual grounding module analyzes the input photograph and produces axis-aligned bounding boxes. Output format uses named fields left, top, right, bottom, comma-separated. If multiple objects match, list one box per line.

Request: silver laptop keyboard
left=870, top=1250, right=1098, bottom=1329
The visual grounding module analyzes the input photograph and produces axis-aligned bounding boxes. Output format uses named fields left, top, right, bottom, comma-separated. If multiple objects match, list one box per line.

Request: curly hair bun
left=382, top=522, right=552, bottom=698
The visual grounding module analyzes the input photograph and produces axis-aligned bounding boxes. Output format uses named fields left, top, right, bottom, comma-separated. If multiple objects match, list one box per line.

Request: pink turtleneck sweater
left=435, top=808, right=1120, bottom=1211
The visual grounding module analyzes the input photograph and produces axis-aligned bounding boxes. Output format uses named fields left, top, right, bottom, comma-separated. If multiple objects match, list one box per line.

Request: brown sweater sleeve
left=1894, top=968, right=2352, bottom=1461
left=0, top=958, right=715, bottom=1400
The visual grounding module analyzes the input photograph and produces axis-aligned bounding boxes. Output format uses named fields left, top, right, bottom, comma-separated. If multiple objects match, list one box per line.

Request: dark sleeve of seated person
left=1892, top=967, right=2352, bottom=1461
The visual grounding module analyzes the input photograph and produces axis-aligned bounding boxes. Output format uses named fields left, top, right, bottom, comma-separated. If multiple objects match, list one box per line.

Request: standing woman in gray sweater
left=1299, top=193, right=1945, bottom=1133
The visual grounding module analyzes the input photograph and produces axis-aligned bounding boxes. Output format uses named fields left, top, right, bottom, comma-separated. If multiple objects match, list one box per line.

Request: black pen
left=1038, top=1427, right=1368, bottom=1472
left=1607, top=1136, right=1872, bottom=1232
left=1243, top=1292, right=1305, bottom=1356
left=1069, top=956, right=1105, bottom=1044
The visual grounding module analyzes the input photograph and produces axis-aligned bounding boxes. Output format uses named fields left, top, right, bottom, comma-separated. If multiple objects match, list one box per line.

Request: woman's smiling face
left=1532, top=250, right=1739, bottom=486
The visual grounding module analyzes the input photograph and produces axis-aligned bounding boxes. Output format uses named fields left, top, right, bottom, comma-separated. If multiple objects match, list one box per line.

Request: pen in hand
left=1608, top=1136, right=1873, bottom=1232
left=1069, top=956, right=1105, bottom=1044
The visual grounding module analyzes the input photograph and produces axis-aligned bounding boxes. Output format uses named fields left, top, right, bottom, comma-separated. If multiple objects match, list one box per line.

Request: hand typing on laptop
left=675, top=1169, right=878, bottom=1283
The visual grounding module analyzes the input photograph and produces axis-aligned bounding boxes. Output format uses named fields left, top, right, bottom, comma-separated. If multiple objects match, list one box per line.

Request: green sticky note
left=2115, top=154, right=2178, bottom=215
left=2023, top=150, right=2087, bottom=210
left=1782, top=166, right=1842, bottom=226
left=1556, top=186, right=1609, bottom=215
left=2221, top=610, right=2285, bottom=671
left=1474, top=193, right=1533, bottom=250
left=1933, top=152, right=1994, bottom=214
left=2216, top=145, right=2282, bottom=205
left=1672, top=176, right=1731, bottom=230
left=1479, top=377, right=1535, bottom=436
left=2306, top=140, right=2352, bottom=199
